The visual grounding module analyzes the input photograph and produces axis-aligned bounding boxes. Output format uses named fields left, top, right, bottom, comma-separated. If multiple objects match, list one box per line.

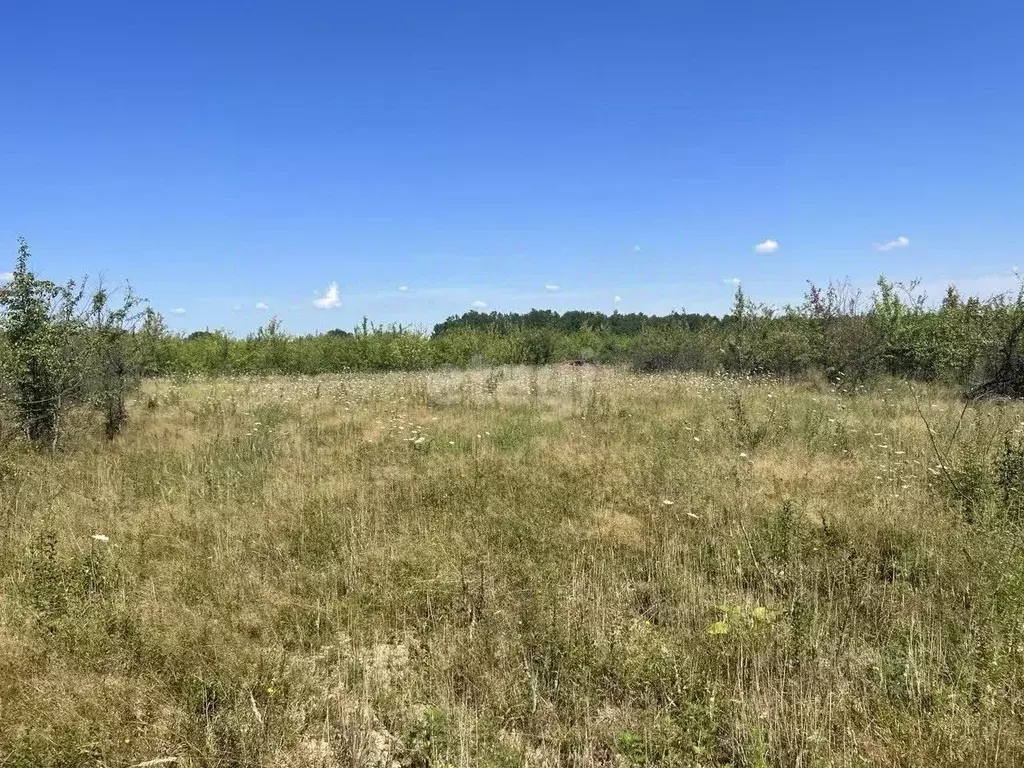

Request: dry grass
left=2, top=366, right=1024, bottom=767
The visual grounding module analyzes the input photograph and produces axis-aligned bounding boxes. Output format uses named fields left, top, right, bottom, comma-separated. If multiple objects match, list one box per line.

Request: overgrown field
left=3, top=367, right=1024, bottom=767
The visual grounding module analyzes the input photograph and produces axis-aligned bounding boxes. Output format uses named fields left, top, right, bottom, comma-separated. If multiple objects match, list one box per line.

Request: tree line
left=432, top=308, right=722, bottom=336
left=4, top=238, right=1024, bottom=447
left=155, top=278, right=1024, bottom=397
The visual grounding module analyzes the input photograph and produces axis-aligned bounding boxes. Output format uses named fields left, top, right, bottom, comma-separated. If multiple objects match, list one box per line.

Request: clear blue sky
left=2, top=1, right=1021, bottom=334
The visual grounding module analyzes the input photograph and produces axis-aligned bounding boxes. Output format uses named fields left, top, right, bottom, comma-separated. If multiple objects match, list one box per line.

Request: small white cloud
left=0, top=271, right=13, bottom=282
left=633, top=244, right=641, bottom=253
left=544, top=284, right=560, bottom=291
left=398, top=285, right=409, bottom=292
left=614, top=295, right=622, bottom=303
left=754, top=239, right=779, bottom=254
left=232, top=304, right=243, bottom=311
left=471, top=300, right=487, bottom=309
left=874, top=235, right=910, bottom=252
left=723, top=277, right=742, bottom=286
left=313, top=281, right=341, bottom=309
left=170, top=307, right=186, bottom=315
left=255, top=301, right=269, bottom=310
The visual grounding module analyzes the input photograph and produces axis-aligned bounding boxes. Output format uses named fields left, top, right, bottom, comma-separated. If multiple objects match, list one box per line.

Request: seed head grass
left=1, top=367, right=1022, bottom=766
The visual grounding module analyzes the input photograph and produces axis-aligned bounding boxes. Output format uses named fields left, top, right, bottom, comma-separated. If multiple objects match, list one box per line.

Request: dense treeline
left=6, top=234, right=1024, bottom=450
left=432, top=308, right=722, bottom=336
left=139, top=278, right=1024, bottom=398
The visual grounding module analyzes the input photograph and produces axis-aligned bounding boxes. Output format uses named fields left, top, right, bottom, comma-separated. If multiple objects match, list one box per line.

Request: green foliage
left=432, top=306, right=720, bottom=336
left=29, top=267, right=1006, bottom=394
left=629, top=327, right=723, bottom=373
left=7, top=236, right=1024, bottom=404
left=0, top=239, right=145, bottom=446
left=0, top=239, right=85, bottom=445
left=400, top=705, right=455, bottom=767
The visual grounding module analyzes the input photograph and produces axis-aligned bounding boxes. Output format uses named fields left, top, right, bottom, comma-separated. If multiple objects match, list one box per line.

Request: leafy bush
left=0, top=239, right=144, bottom=447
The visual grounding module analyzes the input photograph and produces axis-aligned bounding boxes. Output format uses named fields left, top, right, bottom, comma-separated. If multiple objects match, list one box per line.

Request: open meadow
left=2, top=366, right=1024, bottom=767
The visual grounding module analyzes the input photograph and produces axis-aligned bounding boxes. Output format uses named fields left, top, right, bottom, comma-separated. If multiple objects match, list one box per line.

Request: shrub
left=0, top=239, right=145, bottom=447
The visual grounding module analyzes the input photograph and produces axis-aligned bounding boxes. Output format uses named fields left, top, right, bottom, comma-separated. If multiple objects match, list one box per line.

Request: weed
left=2, top=369, right=1024, bottom=765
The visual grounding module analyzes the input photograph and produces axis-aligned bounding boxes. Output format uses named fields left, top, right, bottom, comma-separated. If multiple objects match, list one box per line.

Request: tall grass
left=2, top=367, right=1023, bottom=766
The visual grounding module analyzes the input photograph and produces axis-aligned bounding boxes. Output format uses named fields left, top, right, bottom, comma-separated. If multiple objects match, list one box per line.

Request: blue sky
left=1, top=1, right=1022, bottom=334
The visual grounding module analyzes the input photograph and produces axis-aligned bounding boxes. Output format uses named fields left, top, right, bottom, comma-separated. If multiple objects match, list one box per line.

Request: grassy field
left=2, top=366, right=1024, bottom=767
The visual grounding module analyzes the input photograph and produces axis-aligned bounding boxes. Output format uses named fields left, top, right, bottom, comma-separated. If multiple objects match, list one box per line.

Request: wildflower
left=739, top=452, right=748, bottom=458
left=91, top=534, right=109, bottom=543
left=662, top=499, right=675, bottom=506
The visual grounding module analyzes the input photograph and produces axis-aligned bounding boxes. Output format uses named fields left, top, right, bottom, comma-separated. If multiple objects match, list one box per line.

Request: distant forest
left=160, top=278, right=1024, bottom=399
left=6, top=241, right=1024, bottom=402
left=430, top=308, right=725, bottom=337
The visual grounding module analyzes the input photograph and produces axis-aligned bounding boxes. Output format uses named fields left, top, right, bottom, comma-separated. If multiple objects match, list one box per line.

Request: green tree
left=0, top=239, right=145, bottom=446
left=0, top=239, right=85, bottom=446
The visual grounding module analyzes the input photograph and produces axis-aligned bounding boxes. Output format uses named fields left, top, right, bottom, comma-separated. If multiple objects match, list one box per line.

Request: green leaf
left=706, top=620, right=730, bottom=635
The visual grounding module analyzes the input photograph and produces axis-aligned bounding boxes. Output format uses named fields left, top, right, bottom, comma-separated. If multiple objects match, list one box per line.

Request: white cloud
left=614, top=295, right=622, bottom=303
left=255, top=301, right=269, bottom=310
left=874, top=235, right=910, bottom=252
left=0, top=271, right=13, bottom=282
left=754, top=239, right=779, bottom=254
left=471, top=300, right=487, bottom=309
left=633, top=244, right=641, bottom=253
left=313, top=281, right=341, bottom=309
left=723, top=277, right=742, bottom=286
left=398, top=285, right=409, bottom=292
left=170, top=308, right=186, bottom=315
left=544, top=284, right=560, bottom=291
left=232, top=304, right=243, bottom=311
